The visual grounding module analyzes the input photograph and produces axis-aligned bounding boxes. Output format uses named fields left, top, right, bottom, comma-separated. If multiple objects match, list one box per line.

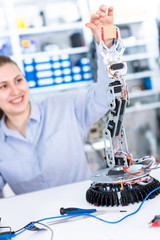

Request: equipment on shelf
left=86, top=26, right=160, bottom=207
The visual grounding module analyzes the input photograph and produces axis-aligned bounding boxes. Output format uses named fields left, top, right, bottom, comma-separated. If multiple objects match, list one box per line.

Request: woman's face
left=0, top=63, right=30, bottom=117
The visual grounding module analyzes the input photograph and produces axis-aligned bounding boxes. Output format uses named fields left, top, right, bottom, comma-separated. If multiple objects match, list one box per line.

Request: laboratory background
left=1, top=0, right=160, bottom=196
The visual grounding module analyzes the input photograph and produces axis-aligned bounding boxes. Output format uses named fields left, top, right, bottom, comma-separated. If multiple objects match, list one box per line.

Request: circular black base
left=86, top=177, right=160, bottom=206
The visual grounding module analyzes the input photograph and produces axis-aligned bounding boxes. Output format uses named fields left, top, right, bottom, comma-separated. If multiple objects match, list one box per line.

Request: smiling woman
left=0, top=56, right=18, bottom=120
left=0, top=56, right=18, bottom=119
left=0, top=56, right=30, bottom=136
left=0, top=4, right=115, bottom=197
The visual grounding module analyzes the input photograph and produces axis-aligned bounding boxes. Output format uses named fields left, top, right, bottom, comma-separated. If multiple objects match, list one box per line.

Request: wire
left=12, top=216, right=72, bottom=238
left=123, top=167, right=144, bottom=175
left=0, top=226, right=12, bottom=239
left=65, top=185, right=160, bottom=225
left=35, top=222, right=54, bottom=240
left=14, top=222, right=54, bottom=239
left=107, top=67, right=127, bottom=97
left=12, top=186, right=160, bottom=240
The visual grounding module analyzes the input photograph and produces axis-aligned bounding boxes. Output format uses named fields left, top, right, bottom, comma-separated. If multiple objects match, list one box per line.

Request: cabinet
left=117, top=18, right=160, bottom=113
left=0, top=0, right=93, bottom=101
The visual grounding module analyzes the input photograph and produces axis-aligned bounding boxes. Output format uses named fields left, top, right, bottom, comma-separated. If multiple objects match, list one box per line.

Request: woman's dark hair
left=0, top=55, right=20, bottom=120
left=0, top=55, right=18, bottom=68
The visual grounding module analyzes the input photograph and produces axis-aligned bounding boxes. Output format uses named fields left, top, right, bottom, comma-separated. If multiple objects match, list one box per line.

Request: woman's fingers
left=108, top=6, right=114, bottom=16
left=85, top=22, right=98, bottom=30
left=85, top=5, right=114, bottom=31
left=99, top=5, right=107, bottom=13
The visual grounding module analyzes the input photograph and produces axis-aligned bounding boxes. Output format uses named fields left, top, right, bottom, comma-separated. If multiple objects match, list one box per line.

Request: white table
left=0, top=169, right=160, bottom=240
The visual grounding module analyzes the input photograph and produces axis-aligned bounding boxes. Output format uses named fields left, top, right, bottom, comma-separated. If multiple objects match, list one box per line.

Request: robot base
left=86, top=176, right=160, bottom=207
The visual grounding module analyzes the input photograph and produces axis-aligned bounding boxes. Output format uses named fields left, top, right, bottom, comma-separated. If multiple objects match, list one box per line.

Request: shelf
left=129, top=89, right=160, bottom=99
left=18, top=22, right=84, bottom=35
left=30, top=80, right=93, bottom=95
left=21, top=46, right=89, bottom=59
left=127, top=70, right=158, bottom=81
left=123, top=53, right=157, bottom=62
left=115, top=16, right=147, bottom=26
left=0, top=30, right=10, bottom=38
left=124, top=39, right=150, bottom=48
left=126, top=101, right=160, bottom=113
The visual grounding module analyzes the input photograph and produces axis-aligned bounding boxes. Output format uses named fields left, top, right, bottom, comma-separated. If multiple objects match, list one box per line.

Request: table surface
left=0, top=169, right=160, bottom=240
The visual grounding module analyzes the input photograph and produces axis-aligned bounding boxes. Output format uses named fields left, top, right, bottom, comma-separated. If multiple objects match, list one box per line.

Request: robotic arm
left=101, top=27, right=129, bottom=170
left=86, top=26, right=160, bottom=207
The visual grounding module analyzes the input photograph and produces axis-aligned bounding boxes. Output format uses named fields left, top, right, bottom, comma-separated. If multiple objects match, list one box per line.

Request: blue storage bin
left=62, top=68, right=72, bottom=76
left=77, top=57, right=90, bottom=66
left=54, top=77, right=64, bottom=84
left=34, top=56, right=51, bottom=64
left=72, top=66, right=81, bottom=74
left=52, top=62, right=61, bottom=70
left=24, top=65, right=36, bottom=80
left=144, top=77, right=152, bottom=90
left=21, top=40, right=36, bottom=54
left=82, top=72, right=92, bottom=81
left=63, top=75, right=72, bottom=83
left=37, top=78, right=54, bottom=87
left=82, top=65, right=91, bottom=73
left=60, top=54, right=70, bottom=61
left=23, top=58, right=34, bottom=66
left=36, top=70, right=53, bottom=79
left=76, top=57, right=93, bottom=81
left=0, top=42, right=12, bottom=56
left=72, top=74, right=82, bottom=82
left=61, top=60, right=71, bottom=68
left=53, top=69, right=63, bottom=78
left=35, top=63, right=52, bottom=71
left=51, top=55, right=61, bottom=62
left=27, top=80, right=37, bottom=88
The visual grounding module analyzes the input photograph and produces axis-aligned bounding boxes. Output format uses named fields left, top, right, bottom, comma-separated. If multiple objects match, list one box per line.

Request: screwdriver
left=60, top=207, right=96, bottom=215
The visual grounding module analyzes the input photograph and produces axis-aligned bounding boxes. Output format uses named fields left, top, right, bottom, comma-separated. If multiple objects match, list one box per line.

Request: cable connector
left=0, top=232, right=12, bottom=240
left=152, top=221, right=160, bottom=227
left=149, top=215, right=160, bottom=228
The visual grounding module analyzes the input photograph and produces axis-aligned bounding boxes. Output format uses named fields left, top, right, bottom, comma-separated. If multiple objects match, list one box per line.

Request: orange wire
left=155, top=156, right=160, bottom=163
left=107, top=67, right=127, bottom=97
left=123, top=156, right=145, bottom=175
left=113, top=176, right=150, bottom=185
left=123, top=167, right=145, bottom=175
left=124, top=156, right=132, bottom=170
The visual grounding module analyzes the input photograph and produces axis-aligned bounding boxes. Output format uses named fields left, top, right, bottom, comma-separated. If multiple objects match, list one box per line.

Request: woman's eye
left=0, top=84, right=7, bottom=89
left=16, top=78, right=22, bottom=83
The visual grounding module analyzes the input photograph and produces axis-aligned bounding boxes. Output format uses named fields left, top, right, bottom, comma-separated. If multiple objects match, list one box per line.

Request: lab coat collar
left=30, top=100, right=41, bottom=123
left=0, top=100, right=40, bottom=139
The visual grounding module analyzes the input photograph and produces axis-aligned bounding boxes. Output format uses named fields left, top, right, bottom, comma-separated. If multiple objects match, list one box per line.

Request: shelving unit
left=0, top=0, right=93, bottom=98
left=21, top=46, right=89, bottom=59
left=116, top=17, right=160, bottom=112
left=30, top=80, right=93, bottom=102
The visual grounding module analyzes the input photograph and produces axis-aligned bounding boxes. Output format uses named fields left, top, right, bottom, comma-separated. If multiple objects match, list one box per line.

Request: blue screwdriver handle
left=60, top=207, right=96, bottom=215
